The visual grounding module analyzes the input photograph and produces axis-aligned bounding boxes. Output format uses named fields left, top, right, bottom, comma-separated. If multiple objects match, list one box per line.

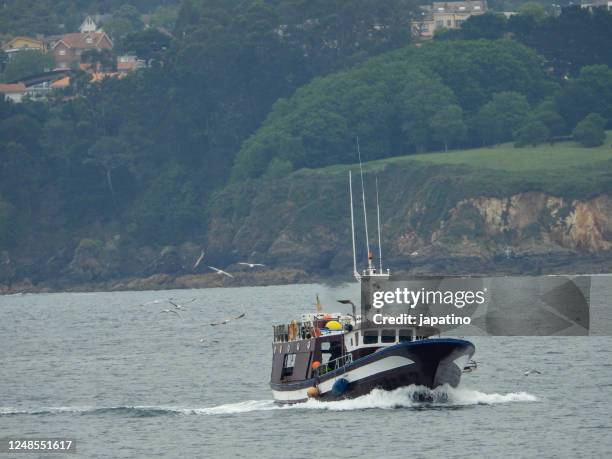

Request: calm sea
left=1, top=283, right=611, bottom=458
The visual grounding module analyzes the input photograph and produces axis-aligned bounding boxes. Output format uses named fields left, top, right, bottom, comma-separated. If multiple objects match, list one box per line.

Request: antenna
left=356, top=137, right=373, bottom=271
left=375, top=176, right=383, bottom=273
left=348, top=171, right=360, bottom=281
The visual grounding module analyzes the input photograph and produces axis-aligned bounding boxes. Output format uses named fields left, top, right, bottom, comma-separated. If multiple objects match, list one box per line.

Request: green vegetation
left=384, top=131, right=612, bottom=172
left=2, top=50, right=54, bottom=82
left=0, top=2, right=611, bottom=282
left=437, top=7, right=612, bottom=77
left=232, top=40, right=556, bottom=180
left=573, top=113, right=607, bottom=147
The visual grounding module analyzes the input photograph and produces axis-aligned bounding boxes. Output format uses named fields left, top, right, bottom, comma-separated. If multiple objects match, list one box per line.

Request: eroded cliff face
left=205, top=165, right=612, bottom=274
left=435, top=192, right=612, bottom=254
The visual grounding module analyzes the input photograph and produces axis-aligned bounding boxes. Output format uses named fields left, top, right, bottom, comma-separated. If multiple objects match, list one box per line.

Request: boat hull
left=270, top=338, right=475, bottom=404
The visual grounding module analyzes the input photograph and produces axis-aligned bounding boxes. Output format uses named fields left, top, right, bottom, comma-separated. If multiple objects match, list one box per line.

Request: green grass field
left=297, top=131, right=612, bottom=199
left=390, top=131, right=612, bottom=171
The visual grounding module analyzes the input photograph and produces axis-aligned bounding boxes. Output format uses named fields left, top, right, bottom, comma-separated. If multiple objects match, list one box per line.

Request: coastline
left=3, top=251, right=612, bottom=295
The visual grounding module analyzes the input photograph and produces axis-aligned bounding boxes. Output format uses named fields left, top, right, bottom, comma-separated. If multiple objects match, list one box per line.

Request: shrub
left=572, top=113, right=606, bottom=147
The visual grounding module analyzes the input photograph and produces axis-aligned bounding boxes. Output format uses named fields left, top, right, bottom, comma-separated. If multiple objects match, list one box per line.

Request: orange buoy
left=307, top=386, right=320, bottom=398
left=311, top=361, right=321, bottom=370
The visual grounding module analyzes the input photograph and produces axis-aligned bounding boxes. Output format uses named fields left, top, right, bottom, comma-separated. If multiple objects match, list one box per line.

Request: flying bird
left=160, top=309, right=181, bottom=317
left=193, top=250, right=205, bottom=269
left=141, top=298, right=168, bottom=306
left=523, top=369, right=542, bottom=376
left=168, top=300, right=191, bottom=311
left=208, top=266, right=234, bottom=278
left=238, top=262, right=265, bottom=268
left=209, top=313, right=246, bottom=326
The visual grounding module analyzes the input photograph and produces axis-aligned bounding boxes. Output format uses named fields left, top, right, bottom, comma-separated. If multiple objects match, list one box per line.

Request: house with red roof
left=0, top=83, right=27, bottom=103
left=51, top=31, right=113, bottom=69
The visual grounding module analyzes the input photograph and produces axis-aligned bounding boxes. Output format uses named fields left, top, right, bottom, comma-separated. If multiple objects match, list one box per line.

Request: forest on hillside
left=0, top=1, right=611, bottom=286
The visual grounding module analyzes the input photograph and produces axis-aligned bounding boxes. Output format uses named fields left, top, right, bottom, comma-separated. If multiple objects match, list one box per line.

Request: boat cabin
left=271, top=312, right=438, bottom=385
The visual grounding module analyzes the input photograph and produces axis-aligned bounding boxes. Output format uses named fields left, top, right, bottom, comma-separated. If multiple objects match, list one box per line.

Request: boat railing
left=319, top=353, right=353, bottom=375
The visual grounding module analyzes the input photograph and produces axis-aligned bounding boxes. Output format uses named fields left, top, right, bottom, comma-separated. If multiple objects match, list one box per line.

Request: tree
left=85, top=136, right=131, bottom=206
left=475, top=92, right=530, bottom=145
left=513, top=119, right=549, bottom=147
left=518, top=3, right=547, bottom=22
left=0, top=196, right=16, bottom=250
left=151, top=5, right=179, bottom=30
left=572, top=113, right=607, bottom=147
left=460, top=13, right=507, bottom=40
left=81, top=49, right=116, bottom=72
left=430, top=105, right=467, bottom=151
left=122, top=29, right=171, bottom=62
left=104, top=16, right=134, bottom=42
left=2, top=50, right=54, bottom=82
left=534, top=100, right=566, bottom=138
left=399, top=71, right=458, bottom=152
left=558, top=65, right=612, bottom=128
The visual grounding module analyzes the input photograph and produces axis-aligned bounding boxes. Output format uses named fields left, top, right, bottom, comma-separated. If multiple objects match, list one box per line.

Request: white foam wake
left=0, top=386, right=537, bottom=417
left=189, top=385, right=537, bottom=414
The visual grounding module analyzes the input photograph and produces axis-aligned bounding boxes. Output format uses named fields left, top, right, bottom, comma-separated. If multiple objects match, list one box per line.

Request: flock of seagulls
left=140, top=295, right=246, bottom=345
left=190, top=248, right=266, bottom=279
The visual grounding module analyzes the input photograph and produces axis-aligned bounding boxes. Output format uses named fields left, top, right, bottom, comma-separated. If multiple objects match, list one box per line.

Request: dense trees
left=0, top=1, right=610, bottom=256
left=439, top=6, right=612, bottom=77
left=231, top=40, right=557, bottom=179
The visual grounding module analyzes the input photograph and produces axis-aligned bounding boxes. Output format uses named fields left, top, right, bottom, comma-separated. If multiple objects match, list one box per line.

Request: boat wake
left=0, top=386, right=537, bottom=417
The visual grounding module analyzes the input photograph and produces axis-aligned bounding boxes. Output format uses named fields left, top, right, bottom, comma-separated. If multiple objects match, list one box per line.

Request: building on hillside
left=116, top=55, right=146, bottom=74
left=581, top=0, right=612, bottom=10
left=411, top=0, right=488, bottom=39
left=2, top=36, right=46, bottom=59
left=51, top=32, right=113, bottom=69
left=0, top=70, right=75, bottom=102
left=0, top=83, right=27, bottom=102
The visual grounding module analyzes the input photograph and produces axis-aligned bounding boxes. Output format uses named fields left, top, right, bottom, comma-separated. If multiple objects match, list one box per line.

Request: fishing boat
left=269, top=155, right=476, bottom=404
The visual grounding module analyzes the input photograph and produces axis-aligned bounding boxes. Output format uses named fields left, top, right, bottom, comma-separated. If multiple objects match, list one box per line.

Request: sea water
left=1, top=283, right=611, bottom=458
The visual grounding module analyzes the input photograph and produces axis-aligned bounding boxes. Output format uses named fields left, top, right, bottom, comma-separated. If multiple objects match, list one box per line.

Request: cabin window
left=364, top=330, right=378, bottom=344
left=282, top=353, right=296, bottom=377
left=321, top=342, right=331, bottom=351
left=399, top=329, right=413, bottom=342
left=381, top=329, right=396, bottom=343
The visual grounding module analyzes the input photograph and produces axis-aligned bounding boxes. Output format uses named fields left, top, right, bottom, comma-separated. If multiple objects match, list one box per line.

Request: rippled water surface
left=1, top=283, right=611, bottom=458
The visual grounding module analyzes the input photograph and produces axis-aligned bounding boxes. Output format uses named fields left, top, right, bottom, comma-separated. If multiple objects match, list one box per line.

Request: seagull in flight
left=168, top=299, right=193, bottom=311
left=523, top=369, right=542, bottom=376
left=160, top=309, right=181, bottom=317
left=141, top=298, right=168, bottom=306
left=208, top=266, right=234, bottom=278
left=210, top=313, right=246, bottom=326
left=238, top=262, right=265, bottom=268
left=193, top=249, right=205, bottom=269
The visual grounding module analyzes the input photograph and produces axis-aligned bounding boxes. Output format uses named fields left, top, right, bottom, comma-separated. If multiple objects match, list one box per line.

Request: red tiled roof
left=117, top=61, right=137, bottom=71
left=53, top=32, right=113, bottom=50
left=0, top=83, right=26, bottom=93
left=51, top=76, right=70, bottom=89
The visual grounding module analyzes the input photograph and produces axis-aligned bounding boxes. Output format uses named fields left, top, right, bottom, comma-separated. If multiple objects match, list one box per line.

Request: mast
left=376, top=176, right=383, bottom=273
left=356, top=137, right=373, bottom=271
left=349, top=171, right=360, bottom=281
